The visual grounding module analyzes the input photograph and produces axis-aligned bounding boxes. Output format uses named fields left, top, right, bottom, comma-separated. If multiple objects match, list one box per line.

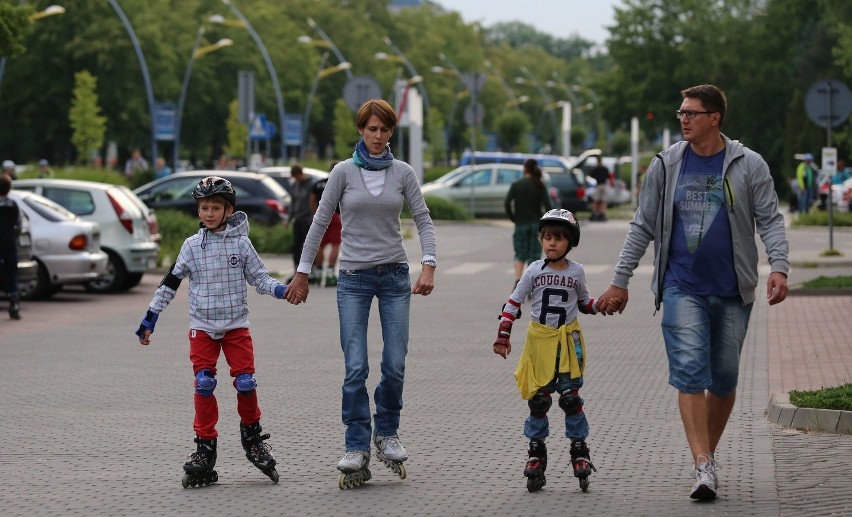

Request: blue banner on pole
left=284, top=114, right=302, bottom=146
left=155, top=102, right=176, bottom=141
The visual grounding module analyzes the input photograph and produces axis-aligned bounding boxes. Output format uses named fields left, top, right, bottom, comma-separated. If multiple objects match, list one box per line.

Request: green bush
left=789, top=383, right=852, bottom=411
left=793, top=210, right=852, bottom=227
left=153, top=209, right=292, bottom=266
left=402, top=195, right=470, bottom=221
left=801, top=275, right=852, bottom=289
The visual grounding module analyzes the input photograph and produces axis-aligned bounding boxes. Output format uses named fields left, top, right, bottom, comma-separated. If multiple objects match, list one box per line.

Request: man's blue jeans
left=337, top=263, right=411, bottom=451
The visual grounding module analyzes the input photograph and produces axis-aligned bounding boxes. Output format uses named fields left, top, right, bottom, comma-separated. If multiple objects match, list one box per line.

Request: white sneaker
left=337, top=451, right=369, bottom=473
left=373, top=434, right=408, bottom=462
left=690, top=461, right=718, bottom=500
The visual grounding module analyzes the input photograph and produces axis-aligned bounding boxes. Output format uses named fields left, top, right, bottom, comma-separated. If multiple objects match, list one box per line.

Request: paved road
left=1, top=218, right=850, bottom=516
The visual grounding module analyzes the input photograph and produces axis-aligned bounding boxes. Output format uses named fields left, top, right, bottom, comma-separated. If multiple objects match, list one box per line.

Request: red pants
left=189, top=328, right=261, bottom=439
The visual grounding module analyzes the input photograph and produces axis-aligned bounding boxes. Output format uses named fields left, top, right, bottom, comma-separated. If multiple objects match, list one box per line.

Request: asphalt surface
left=0, top=214, right=850, bottom=516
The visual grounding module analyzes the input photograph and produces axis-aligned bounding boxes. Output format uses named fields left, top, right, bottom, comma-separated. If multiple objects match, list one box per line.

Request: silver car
left=9, top=190, right=108, bottom=300
left=420, top=163, right=558, bottom=217
left=14, top=179, right=161, bottom=292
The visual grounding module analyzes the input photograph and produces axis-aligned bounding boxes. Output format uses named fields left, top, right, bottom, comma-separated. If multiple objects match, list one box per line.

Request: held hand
left=766, top=271, right=788, bottom=306
left=412, top=265, right=435, bottom=296
left=598, top=285, right=629, bottom=315
left=285, top=273, right=310, bottom=305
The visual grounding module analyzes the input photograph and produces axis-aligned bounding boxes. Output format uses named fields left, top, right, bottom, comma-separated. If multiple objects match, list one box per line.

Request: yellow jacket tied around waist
left=514, top=320, right=586, bottom=400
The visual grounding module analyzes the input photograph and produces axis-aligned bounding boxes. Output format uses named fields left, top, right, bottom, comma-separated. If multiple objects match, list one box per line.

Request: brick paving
left=0, top=219, right=850, bottom=515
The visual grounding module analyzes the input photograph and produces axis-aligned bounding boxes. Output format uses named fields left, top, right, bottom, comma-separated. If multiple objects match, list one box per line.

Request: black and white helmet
left=192, top=176, right=236, bottom=208
left=540, top=208, right=580, bottom=247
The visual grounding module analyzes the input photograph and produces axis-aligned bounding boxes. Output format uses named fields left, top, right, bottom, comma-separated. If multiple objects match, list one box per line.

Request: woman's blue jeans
left=337, top=263, right=411, bottom=451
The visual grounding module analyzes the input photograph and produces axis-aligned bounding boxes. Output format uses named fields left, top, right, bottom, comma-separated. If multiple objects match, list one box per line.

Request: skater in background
left=308, top=160, right=342, bottom=287
left=598, top=84, right=789, bottom=500
left=588, top=155, right=611, bottom=221
left=286, top=99, right=436, bottom=487
left=0, top=174, right=22, bottom=320
left=493, top=209, right=612, bottom=493
left=286, top=164, right=315, bottom=283
left=504, top=158, right=551, bottom=289
left=135, top=176, right=289, bottom=487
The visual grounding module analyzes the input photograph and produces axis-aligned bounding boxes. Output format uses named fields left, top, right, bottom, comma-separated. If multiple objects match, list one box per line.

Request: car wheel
left=20, top=261, right=51, bottom=300
left=121, top=272, right=144, bottom=290
left=85, top=250, right=127, bottom=293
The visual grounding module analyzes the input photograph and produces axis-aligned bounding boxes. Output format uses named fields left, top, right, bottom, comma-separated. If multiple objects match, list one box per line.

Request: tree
left=494, top=110, right=530, bottom=152
left=68, top=71, right=106, bottom=164
left=223, top=99, right=247, bottom=161
left=426, top=108, right=447, bottom=165
left=0, top=3, right=32, bottom=58
left=333, top=99, right=359, bottom=160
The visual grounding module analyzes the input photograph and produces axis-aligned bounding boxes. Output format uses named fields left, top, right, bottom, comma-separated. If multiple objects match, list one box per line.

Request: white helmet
left=539, top=209, right=581, bottom=247
left=2, top=160, right=14, bottom=169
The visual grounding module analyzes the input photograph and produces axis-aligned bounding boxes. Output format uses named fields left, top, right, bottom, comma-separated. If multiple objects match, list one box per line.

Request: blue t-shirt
left=663, top=146, right=738, bottom=297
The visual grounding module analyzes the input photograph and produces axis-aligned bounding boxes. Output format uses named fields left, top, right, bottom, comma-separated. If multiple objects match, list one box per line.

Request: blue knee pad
left=558, top=390, right=583, bottom=416
left=195, top=370, right=217, bottom=397
left=234, top=373, right=257, bottom=394
left=528, top=392, right=552, bottom=418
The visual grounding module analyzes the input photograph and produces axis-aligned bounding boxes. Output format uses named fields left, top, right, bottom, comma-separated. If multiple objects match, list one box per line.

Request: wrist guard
left=135, top=310, right=159, bottom=339
left=274, top=284, right=288, bottom=299
left=494, top=318, right=512, bottom=347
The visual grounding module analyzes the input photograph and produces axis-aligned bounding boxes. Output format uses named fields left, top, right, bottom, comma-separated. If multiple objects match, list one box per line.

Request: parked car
left=420, top=163, right=558, bottom=217
left=134, top=171, right=290, bottom=225
left=13, top=179, right=161, bottom=292
left=9, top=190, right=108, bottom=300
left=256, top=166, right=329, bottom=197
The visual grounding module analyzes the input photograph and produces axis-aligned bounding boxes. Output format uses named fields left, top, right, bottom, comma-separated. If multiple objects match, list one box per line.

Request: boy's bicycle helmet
left=192, top=176, right=236, bottom=208
left=540, top=208, right=580, bottom=247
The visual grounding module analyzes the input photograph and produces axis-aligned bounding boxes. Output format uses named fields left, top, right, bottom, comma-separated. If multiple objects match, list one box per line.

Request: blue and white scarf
left=352, top=139, right=395, bottom=171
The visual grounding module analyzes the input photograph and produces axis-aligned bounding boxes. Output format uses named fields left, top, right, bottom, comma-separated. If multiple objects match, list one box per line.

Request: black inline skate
left=182, top=436, right=218, bottom=488
left=524, top=439, right=547, bottom=492
left=240, top=422, right=279, bottom=483
left=570, top=440, right=597, bottom=492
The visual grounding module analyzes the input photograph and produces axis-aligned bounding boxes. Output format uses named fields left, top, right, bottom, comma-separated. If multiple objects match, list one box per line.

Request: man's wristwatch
left=420, top=258, right=437, bottom=268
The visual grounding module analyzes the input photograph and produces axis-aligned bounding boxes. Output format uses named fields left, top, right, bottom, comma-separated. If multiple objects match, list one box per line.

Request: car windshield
left=548, top=171, right=580, bottom=188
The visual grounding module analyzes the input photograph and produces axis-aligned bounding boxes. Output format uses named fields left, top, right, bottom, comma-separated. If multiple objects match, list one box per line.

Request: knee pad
left=559, top=390, right=583, bottom=416
left=195, top=370, right=217, bottom=397
left=528, top=392, right=552, bottom=418
left=234, top=373, right=257, bottom=394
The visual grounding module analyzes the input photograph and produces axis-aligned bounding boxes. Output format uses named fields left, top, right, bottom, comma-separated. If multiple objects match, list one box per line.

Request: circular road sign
left=343, top=76, right=383, bottom=112
left=804, top=79, right=852, bottom=129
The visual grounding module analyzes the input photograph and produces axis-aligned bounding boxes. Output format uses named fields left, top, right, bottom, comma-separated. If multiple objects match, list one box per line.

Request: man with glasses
left=598, top=84, right=789, bottom=500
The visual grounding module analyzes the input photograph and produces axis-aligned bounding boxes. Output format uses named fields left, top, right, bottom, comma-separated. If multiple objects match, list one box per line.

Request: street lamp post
left=300, top=52, right=351, bottom=160
left=298, top=18, right=352, bottom=159
left=0, top=2, right=65, bottom=99
left=174, top=27, right=233, bottom=170
left=213, top=0, right=287, bottom=162
left=377, top=36, right=429, bottom=112
left=108, top=0, right=157, bottom=169
left=484, top=60, right=523, bottom=112
left=430, top=53, right=469, bottom=163
left=514, top=67, right=559, bottom=150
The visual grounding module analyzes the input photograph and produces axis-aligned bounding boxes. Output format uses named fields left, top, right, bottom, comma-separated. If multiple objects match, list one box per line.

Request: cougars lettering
left=534, top=274, right=579, bottom=289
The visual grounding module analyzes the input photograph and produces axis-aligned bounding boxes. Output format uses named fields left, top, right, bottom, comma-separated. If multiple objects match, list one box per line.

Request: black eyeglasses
left=675, top=110, right=716, bottom=120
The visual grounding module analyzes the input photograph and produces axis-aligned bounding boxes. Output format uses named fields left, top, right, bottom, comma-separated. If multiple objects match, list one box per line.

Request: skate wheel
left=338, top=473, right=347, bottom=490
left=579, top=476, right=589, bottom=492
left=181, top=474, right=191, bottom=488
left=267, top=469, right=280, bottom=483
left=397, top=462, right=407, bottom=480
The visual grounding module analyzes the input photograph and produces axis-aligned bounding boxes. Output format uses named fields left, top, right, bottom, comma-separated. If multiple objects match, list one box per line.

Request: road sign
left=464, top=102, right=484, bottom=126
left=460, top=72, right=487, bottom=94
left=154, top=102, right=176, bottom=141
left=805, top=79, right=852, bottom=128
left=343, top=75, right=382, bottom=112
left=283, top=115, right=302, bottom=146
left=249, top=114, right=268, bottom=141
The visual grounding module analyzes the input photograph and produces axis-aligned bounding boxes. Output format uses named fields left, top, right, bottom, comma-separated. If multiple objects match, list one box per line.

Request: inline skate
left=570, top=440, right=597, bottom=492
left=337, top=451, right=371, bottom=489
left=524, top=439, right=547, bottom=492
left=240, top=422, right=279, bottom=483
left=181, top=437, right=218, bottom=488
left=373, top=434, right=408, bottom=480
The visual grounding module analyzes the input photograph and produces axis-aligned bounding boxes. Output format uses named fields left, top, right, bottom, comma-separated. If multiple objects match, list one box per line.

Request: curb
left=766, top=393, right=852, bottom=434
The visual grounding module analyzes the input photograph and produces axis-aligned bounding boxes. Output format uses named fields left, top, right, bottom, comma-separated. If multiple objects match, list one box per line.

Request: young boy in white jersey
left=493, top=209, right=617, bottom=493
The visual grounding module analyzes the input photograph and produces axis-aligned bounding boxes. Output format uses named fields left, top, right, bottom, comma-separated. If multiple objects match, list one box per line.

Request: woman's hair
left=524, top=158, right=544, bottom=188
left=356, top=99, right=397, bottom=130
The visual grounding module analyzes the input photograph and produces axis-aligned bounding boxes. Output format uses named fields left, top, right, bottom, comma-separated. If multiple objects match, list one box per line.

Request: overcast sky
left=438, top=0, right=622, bottom=45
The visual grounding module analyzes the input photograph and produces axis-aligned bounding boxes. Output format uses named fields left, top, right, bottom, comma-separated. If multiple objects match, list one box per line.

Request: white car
left=13, top=179, right=160, bottom=292
left=9, top=190, right=108, bottom=300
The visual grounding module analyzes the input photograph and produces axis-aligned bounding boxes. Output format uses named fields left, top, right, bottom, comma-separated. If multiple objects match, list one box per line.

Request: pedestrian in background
left=598, top=84, right=789, bottom=500
left=796, top=153, right=817, bottom=214
left=2, top=160, right=16, bottom=180
left=154, top=157, right=172, bottom=179
left=37, top=159, right=53, bottom=178
left=285, top=99, right=436, bottom=487
left=309, top=160, right=342, bottom=287
left=505, top=158, right=551, bottom=289
left=588, top=155, right=611, bottom=221
left=0, top=174, right=22, bottom=320
left=124, top=148, right=148, bottom=178
left=285, top=163, right=314, bottom=283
